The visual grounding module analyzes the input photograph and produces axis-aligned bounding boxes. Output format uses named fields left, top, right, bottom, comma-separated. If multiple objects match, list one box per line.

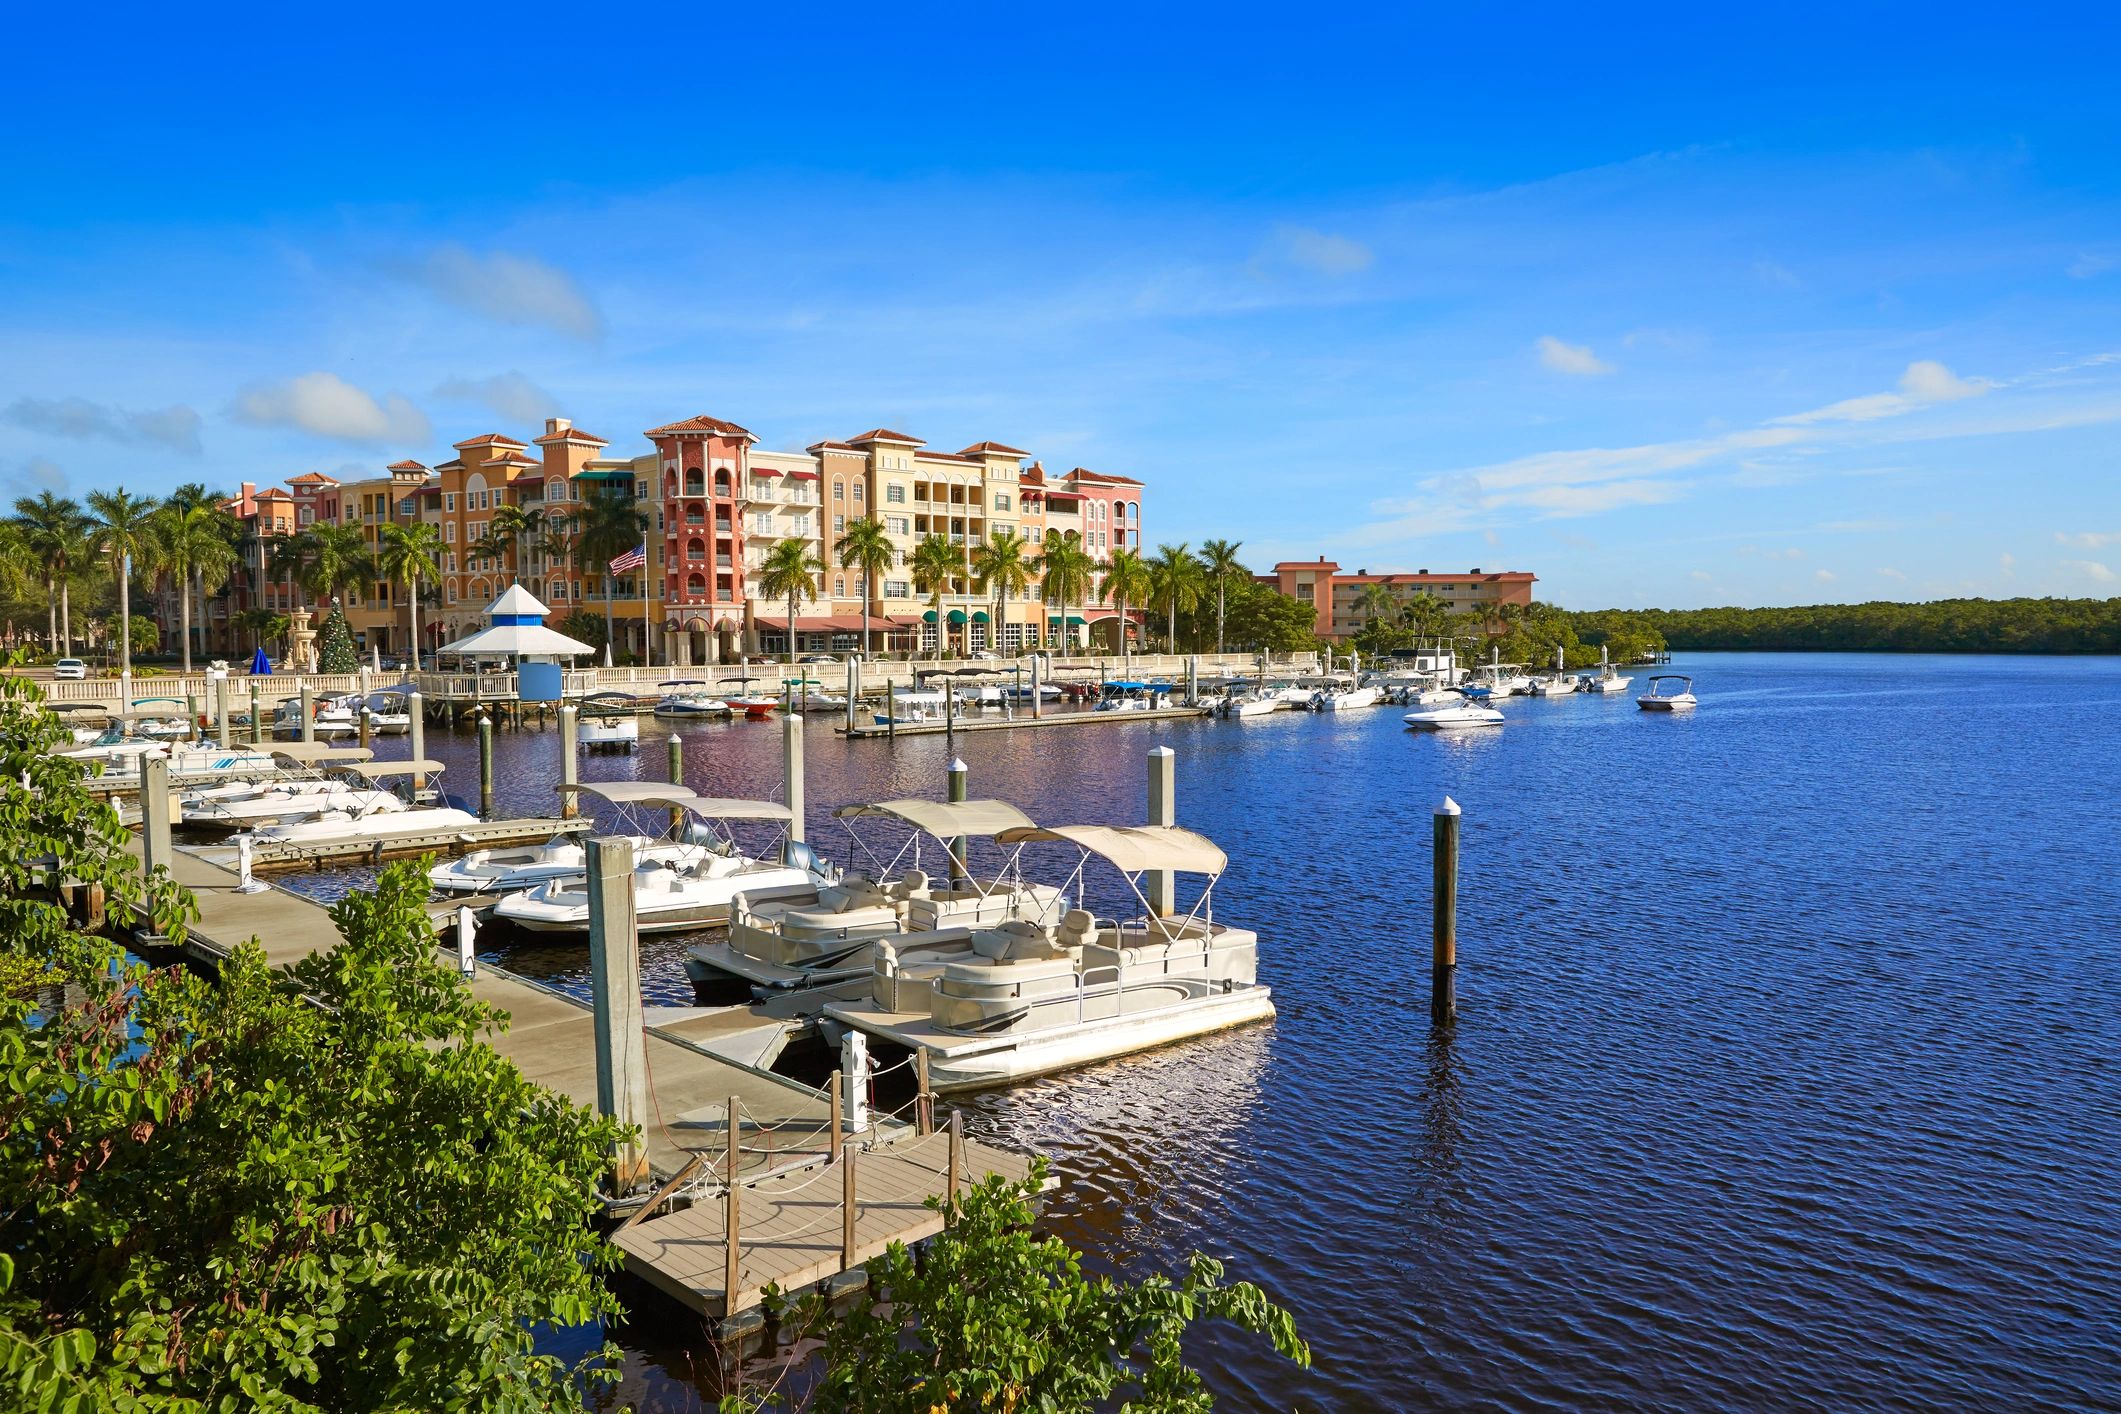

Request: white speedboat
left=1095, top=682, right=1172, bottom=711
left=1404, top=699, right=1505, bottom=730
left=1229, top=695, right=1280, bottom=718
left=577, top=692, right=642, bottom=751
left=1637, top=674, right=1697, bottom=711
left=686, top=797, right=1063, bottom=995
left=651, top=681, right=731, bottom=718
left=491, top=785, right=819, bottom=934
left=250, top=805, right=480, bottom=846
left=272, top=697, right=357, bottom=740
left=826, top=822, right=1274, bottom=1092
left=1411, top=684, right=1463, bottom=706
left=355, top=692, right=412, bottom=735
left=428, top=832, right=695, bottom=894
left=1528, top=674, right=1579, bottom=697
left=1317, top=684, right=1383, bottom=711
left=1579, top=647, right=1634, bottom=694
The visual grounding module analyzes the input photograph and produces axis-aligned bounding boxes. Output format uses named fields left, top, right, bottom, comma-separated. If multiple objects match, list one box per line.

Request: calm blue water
left=294, top=654, right=2121, bottom=1411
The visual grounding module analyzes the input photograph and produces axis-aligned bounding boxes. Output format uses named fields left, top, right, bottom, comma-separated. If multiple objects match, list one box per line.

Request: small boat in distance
left=1404, top=697, right=1506, bottom=730
left=651, top=681, right=732, bottom=718
left=1637, top=674, right=1698, bottom=711
left=1579, top=647, right=1635, bottom=695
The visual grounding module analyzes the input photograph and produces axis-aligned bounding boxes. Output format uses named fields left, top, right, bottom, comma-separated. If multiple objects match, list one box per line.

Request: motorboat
left=127, top=699, right=194, bottom=740
left=824, top=821, right=1275, bottom=1092
left=1095, top=681, right=1173, bottom=712
left=577, top=692, right=643, bottom=751
left=1316, top=684, right=1383, bottom=711
left=1579, top=647, right=1634, bottom=695
left=686, top=797, right=1064, bottom=995
left=492, top=785, right=820, bottom=934
left=272, top=696, right=357, bottom=740
left=354, top=691, right=412, bottom=735
left=429, top=832, right=695, bottom=894
left=874, top=688, right=946, bottom=726
left=1403, top=698, right=1505, bottom=730
left=651, top=681, right=732, bottom=718
left=181, top=759, right=442, bottom=832
left=249, top=804, right=480, bottom=846
left=1527, top=674, right=1579, bottom=697
left=1637, top=674, right=1698, bottom=711
left=720, top=678, right=782, bottom=719
left=788, top=679, right=849, bottom=712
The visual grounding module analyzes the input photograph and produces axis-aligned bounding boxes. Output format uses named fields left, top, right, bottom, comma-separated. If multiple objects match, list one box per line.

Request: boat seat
left=1055, top=908, right=1097, bottom=949
left=695, top=852, right=746, bottom=881
left=971, top=919, right=1067, bottom=962
left=887, top=869, right=930, bottom=902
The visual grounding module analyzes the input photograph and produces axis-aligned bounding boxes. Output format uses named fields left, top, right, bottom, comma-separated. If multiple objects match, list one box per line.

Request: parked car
left=798, top=653, right=838, bottom=665
left=969, top=650, right=1001, bottom=662
left=52, top=658, right=87, bottom=680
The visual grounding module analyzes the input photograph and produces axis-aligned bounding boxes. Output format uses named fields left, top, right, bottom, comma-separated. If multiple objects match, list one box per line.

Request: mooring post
left=841, top=1028, right=870, bottom=1133
left=558, top=705, right=579, bottom=818
left=946, top=1108, right=962, bottom=1208
left=248, top=681, right=262, bottom=745
left=586, top=836, right=650, bottom=1194
left=841, top=1136, right=859, bottom=1270
left=408, top=690, right=426, bottom=792
left=477, top=713, right=494, bottom=820
left=357, top=704, right=372, bottom=750
left=946, top=757, right=968, bottom=888
left=1030, top=653, right=1043, bottom=719
left=667, top=733, right=685, bottom=835
left=184, top=691, right=198, bottom=742
left=943, top=679, right=956, bottom=743
left=783, top=711, right=805, bottom=844
left=233, top=832, right=268, bottom=894
left=1432, top=795, right=1460, bottom=1026
left=216, top=679, right=231, bottom=747
left=1146, top=745, right=1176, bottom=915
left=455, top=905, right=476, bottom=977
left=299, top=685, right=315, bottom=744
left=915, top=1050, right=934, bottom=1135
left=828, top=1069, right=844, bottom=1161
left=724, top=1092, right=743, bottom=1319
left=140, top=754, right=173, bottom=882
left=1186, top=655, right=1199, bottom=707
left=844, top=658, right=858, bottom=734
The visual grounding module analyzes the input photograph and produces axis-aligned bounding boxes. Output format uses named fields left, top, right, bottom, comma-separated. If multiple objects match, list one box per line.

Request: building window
left=444, top=523, right=456, bottom=543
left=833, top=481, right=844, bottom=501
left=834, top=513, right=846, bottom=533
left=995, top=492, right=1011, bottom=511
left=834, top=576, right=846, bottom=596
left=886, top=484, right=905, bottom=505
left=443, top=493, right=456, bottom=512
left=635, top=479, right=648, bottom=499
left=886, top=516, right=909, bottom=536
left=298, top=507, right=313, bottom=525
left=853, top=483, right=863, bottom=504
left=885, top=579, right=910, bottom=598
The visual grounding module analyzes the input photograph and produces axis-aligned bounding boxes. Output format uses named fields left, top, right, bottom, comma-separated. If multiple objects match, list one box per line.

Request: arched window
left=684, top=467, right=705, bottom=497
left=713, top=469, right=732, bottom=498
left=687, top=538, right=706, bottom=562
left=688, top=573, right=706, bottom=595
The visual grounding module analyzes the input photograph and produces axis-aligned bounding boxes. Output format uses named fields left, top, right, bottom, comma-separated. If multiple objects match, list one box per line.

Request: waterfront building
left=1260, top=559, right=1537, bottom=642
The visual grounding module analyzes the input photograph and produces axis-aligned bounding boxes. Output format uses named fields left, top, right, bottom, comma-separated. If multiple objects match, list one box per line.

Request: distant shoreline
left=1569, top=596, right=2121, bottom=657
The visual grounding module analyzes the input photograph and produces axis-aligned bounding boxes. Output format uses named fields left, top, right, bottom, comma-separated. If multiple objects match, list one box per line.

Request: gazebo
left=433, top=586, right=595, bottom=701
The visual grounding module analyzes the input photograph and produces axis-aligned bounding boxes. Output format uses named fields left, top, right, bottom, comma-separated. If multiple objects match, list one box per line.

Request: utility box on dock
left=518, top=662, right=562, bottom=702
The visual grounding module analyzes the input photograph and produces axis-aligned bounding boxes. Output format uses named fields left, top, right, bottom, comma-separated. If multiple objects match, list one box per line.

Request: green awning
left=1048, top=615, right=1086, bottom=626
left=971, top=610, right=990, bottom=623
left=946, top=609, right=969, bottom=625
left=922, top=610, right=938, bottom=623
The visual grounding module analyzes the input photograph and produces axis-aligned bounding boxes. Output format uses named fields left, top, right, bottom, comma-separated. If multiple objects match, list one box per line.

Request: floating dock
left=187, top=816, right=596, bottom=872
left=841, top=704, right=1211, bottom=739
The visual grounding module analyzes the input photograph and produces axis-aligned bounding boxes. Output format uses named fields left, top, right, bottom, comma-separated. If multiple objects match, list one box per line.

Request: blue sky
left=4, top=5, right=2119, bottom=608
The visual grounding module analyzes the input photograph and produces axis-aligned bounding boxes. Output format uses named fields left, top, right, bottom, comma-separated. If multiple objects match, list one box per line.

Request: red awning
left=749, top=467, right=782, bottom=477
left=785, top=470, right=820, bottom=481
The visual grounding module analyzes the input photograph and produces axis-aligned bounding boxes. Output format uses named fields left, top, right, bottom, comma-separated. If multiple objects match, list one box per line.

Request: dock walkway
left=136, top=843, right=1034, bottom=1315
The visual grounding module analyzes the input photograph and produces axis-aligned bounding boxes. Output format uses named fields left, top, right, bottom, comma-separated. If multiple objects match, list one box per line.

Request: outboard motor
left=783, top=837, right=826, bottom=876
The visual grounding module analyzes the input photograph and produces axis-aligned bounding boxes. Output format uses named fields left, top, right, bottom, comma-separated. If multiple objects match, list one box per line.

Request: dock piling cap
left=1436, top=796, right=1461, bottom=816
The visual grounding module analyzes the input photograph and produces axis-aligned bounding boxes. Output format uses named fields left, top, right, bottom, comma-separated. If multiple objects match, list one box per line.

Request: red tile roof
left=254, top=488, right=293, bottom=501
left=960, top=441, right=1031, bottom=457
left=453, top=433, right=528, bottom=449
left=386, top=459, right=428, bottom=471
left=534, top=427, right=608, bottom=445
left=645, top=414, right=755, bottom=439
left=286, top=472, right=337, bottom=485
left=807, top=440, right=860, bottom=453
left=1065, top=467, right=1144, bottom=486
left=847, top=428, right=925, bottom=446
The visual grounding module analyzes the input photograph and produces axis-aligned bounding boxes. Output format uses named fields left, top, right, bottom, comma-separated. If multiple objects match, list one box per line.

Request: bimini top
left=270, top=743, right=376, bottom=763
left=833, top=798, right=1037, bottom=840
left=559, top=782, right=792, bottom=820
left=335, top=759, right=446, bottom=779
left=996, top=824, right=1227, bottom=877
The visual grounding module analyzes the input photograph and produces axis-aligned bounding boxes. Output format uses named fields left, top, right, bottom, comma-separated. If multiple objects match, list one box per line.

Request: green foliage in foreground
left=1582, top=595, right=2121, bottom=654
left=733, top=1164, right=1308, bottom=1413
left=0, top=666, right=628, bottom=1411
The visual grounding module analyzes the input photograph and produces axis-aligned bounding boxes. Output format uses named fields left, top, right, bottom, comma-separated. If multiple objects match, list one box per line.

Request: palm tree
left=909, top=532, right=961, bottom=658
left=1033, top=531, right=1095, bottom=655
left=969, top=530, right=1033, bottom=655
left=574, top=488, right=650, bottom=655
left=12, top=492, right=87, bottom=653
left=833, top=517, right=894, bottom=657
left=1099, top=547, right=1152, bottom=667
left=233, top=607, right=289, bottom=657
left=1147, top=543, right=1204, bottom=653
left=270, top=522, right=378, bottom=608
left=147, top=502, right=239, bottom=672
left=0, top=522, right=35, bottom=611
left=1198, top=539, right=1246, bottom=656
left=758, top=537, right=825, bottom=664
left=377, top=521, right=446, bottom=669
left=1402, top=591, right=1452, bottom=643
left=85, top=489, right=158, bottom=681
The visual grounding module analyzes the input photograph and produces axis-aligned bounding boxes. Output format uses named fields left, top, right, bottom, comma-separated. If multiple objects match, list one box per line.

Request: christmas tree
left=317, top=604, right=358, bottom=673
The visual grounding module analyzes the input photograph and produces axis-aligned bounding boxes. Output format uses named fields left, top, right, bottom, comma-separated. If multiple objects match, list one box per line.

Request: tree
left=970, top=529, right=1033, bottom=654
left=558, top=608, right=609, bottom=657
left=1147, top=543, right=1204, bottom=654
left=744, top=1165, right=1308, bottom=1413
left=1351, top=582, right=1407, bottom=656
left=1402, top=591, right=1452, bottom=643
left=758, top=537, right=825, bottom=665
left=147, top=501, right=239, bottom=672
left=233, top=606, right=289, bottom=657
left=1198, top=538, right=1246, bottom=656
left=574, top=488, right=649, bottom=655
left=12, top=492, right=88, bottom=654
left=1033, top=530, right=1095, bottom=656
left=102, top=612, right=160, bottom=660
left=85, top=489, right=158, bottom=681
left=316, top=602, right=359, bottom=672
left=834, top=517, right=893, bottom=657
left=0, top=669, right=629, bottom=1407
left=377, top=520, right=446, bottom=669
left=910, top=532, right=962, bottom=657
left=1099, top=547, right=1152, bottom=666
left=272, top=522, right=377, bottom=607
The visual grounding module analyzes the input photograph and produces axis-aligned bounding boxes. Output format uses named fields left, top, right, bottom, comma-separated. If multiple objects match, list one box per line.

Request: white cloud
left=1753, top=259, right=1804, bottom=289
left=2055, top=531, right=2121, bottom=549
left=1775, top=359, right=1991, bottom=426
left=1271, top=227, right=1374, bottom=277
left=5, top=457, right=69, bottom=496
left=2068, top=250, right=2116, bottom=280
left=1814, top=569, right=1836, bottom=582
left=2066, top=559, right=2116, bottom=583
left=232, top=372, right=430, bottom=445
left=397, top=245, right=603, bottom=340
left=1999, top=552, right=2016, bottom=576
left=5, top=396, right=202, bottom=454
left=1536, top=335, right=1614, bottom=376
left=1877, top=567, right=1907, bottom=580
left=1688, top=569, right=1713, bottom=582
left=432, top=371, right=560, bottom=424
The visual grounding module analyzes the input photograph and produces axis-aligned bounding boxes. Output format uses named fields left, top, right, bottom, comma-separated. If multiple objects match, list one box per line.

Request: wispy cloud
left=2068, top=250, right=2116, bottom=280
left=1753, top=259, right=1804, bottom=289
left=393, top=245, right=603, bottom=341
left=4, top=457, right=69, bottom=496
left=2055, top=530, right=2121, bottom=549
left=1814, top=568, right=1836, bottom=582
left=2065, top=559, right=2116, bottom=583
left=1267, top=226, right=1375, bottom=277
left=433, top=371, right=559, bottom=425
left=232, top=372, right=429, bottom=444
left=1773, top=360, right=1989, bottom=426
left=5, top=396, right=201, bottom=454
left=1536, top=335, right=1614, bottom=376
left=1877, top=567, right=1907, bottom=580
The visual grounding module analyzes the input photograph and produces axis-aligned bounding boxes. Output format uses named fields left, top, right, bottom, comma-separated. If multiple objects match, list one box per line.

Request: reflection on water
left=278, top=654, right=2121, bottom=1411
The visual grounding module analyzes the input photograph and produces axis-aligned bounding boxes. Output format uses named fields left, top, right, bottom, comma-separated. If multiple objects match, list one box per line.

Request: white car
left=52, top=658, right=87, bottom=680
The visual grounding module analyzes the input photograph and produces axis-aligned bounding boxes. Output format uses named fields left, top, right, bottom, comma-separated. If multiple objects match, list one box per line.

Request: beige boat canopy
left=558, top=782, right=792, bottom=820
left=996, top=824, right=1227, bottom=877
left=271, top=744, right=375, bottom=763
left=336, top=759, right=446, bottom=779
left=833, top=798, right=1037, bottom=840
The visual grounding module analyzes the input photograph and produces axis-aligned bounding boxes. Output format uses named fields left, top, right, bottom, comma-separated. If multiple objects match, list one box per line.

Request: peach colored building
left=1260, top=560, right=1537, bottom=641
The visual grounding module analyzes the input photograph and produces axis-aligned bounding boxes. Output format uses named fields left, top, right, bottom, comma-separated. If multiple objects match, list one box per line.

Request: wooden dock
left=186, top=816, right=595, bottom=873
left=842, top=704, right=1211, bottom=739
left=129, top=841, right=1038, bottom=1319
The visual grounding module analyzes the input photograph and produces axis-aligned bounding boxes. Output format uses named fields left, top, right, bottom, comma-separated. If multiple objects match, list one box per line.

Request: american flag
left=609, top=544, right=646, bottom=573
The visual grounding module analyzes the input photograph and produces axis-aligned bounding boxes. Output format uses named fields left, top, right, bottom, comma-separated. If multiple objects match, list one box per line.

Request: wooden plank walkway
left=186, top=817, right=594, bottom=873
left=842, top=704, right=1210, bottom=739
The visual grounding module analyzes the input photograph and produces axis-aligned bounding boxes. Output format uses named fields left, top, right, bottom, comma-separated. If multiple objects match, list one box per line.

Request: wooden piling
left=1146, top=746, right=1176, bottom=915
left=215, top=679, right=231, bottom=748
left=915, top=1050, right=933, bottom=1135
left=357, top=705, right=372, bottom=750
left=947, top=758, right=968, bottom=888
left=1432, top=796, right=1460, bottom=1026
left=946, top=1109, right=962, bottom=1208
left=667, top=733, right=684, bottom=834
left=477, top=714, right=494, bottom=820
left=724, top=1092, right=743, bottom=1319
left=587, top=836, right=650, bottom=1193
left=783, top=712, right=805, bottom=843
left=558, top=705, right=579, bottom=818
left=408, top=690, right=426, bottom=792
left=299, top=685, right=315, bottom=744
left=249, top=681, right=262, bottom=745
left=828, top=1068, right=843, bottom=1160
left=140, top=754, right=172, bottom=883
left=841, top=1141, right=858, bottom=1268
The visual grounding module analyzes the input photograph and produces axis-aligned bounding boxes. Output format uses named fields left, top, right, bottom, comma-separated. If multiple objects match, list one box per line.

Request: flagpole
left=643, top=542, right=653, bottom=668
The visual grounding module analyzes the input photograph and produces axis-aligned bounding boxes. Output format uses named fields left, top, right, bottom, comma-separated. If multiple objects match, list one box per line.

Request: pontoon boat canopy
left=270, top=744, right=376, bottom=763
left=559, top=781, right=709, bottom=809
left=995, top=824, right=1227, bottom=876
left=833, top=798, right=1037, bottom=839
left=336, top=759, right=446, bottom=779
left=680, top=797, right=793, bottom=821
